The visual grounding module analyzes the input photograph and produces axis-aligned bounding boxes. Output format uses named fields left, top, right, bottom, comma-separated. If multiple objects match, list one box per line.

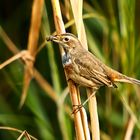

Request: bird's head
left=46, top=33, right=82, bottom=53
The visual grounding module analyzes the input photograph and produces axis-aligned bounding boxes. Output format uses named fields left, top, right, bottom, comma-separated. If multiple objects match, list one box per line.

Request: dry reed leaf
left=51, top=0, right=65, bottom=34
left=20, top=0, right=44, bottom=108
left=70, top=0, right=88, bottom=49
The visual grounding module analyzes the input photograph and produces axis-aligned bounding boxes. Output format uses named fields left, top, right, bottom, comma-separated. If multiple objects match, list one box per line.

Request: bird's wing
left=73, top=51, right=115, bottom=87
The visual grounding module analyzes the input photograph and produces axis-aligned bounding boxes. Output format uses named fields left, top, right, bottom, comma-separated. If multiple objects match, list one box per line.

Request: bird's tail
left=105, top=66, right=140, bottom=85
left=114, top=73, right=140, bottom=85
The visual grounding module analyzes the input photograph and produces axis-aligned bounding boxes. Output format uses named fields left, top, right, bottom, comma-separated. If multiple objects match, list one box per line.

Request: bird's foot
left=72, top=104, right=83, bottom=114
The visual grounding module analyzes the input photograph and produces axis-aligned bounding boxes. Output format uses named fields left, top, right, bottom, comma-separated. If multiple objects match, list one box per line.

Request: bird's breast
left=64, top=64, right=74, bottom=75
left=62, top=53, right=80, bottom=80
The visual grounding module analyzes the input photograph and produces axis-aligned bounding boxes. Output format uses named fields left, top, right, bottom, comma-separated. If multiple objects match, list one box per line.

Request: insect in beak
left=46, top=35, right=59, bottom=42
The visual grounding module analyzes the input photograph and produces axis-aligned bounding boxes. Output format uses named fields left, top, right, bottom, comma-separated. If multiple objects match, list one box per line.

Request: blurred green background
left=0, top=0, right=140, bottom=139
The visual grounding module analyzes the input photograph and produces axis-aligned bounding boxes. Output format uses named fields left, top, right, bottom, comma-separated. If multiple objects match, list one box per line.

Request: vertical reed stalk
left=70, top=0, right=100, bottom=139
left=51, top=0, right=86, bottom=139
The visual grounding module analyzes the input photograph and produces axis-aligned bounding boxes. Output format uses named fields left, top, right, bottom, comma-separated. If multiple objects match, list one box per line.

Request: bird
left=46, top=33, right=140, bottom=91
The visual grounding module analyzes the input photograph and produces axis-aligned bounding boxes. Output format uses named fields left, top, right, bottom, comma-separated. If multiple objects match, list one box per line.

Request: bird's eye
left=63, top=37, right=70, bottom=42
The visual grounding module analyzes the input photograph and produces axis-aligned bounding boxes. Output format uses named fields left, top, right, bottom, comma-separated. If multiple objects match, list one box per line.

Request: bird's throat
left=62, top=52, right=72, bottom=66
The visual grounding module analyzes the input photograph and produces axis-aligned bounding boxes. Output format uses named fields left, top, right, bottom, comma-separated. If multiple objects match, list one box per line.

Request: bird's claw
left=71, top=104, right=83, bottom=114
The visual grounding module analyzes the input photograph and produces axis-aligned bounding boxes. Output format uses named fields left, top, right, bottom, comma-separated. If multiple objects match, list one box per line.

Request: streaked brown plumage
left=46, top=33, right=140, bottom=89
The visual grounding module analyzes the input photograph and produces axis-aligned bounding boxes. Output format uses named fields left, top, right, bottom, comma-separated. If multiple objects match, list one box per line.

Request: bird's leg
left=72, top=87, right=98, bottom=114
left=83, top=88, right=98, bottom=106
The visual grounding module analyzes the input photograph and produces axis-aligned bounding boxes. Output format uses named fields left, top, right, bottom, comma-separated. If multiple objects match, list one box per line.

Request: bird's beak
left=46, top=35, right=68, bottom=54
left=46, top=35, right=60, bottom=43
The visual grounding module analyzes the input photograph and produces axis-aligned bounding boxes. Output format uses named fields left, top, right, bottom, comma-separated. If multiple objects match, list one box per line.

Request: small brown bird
left=47, top=33, right=140, bottom=90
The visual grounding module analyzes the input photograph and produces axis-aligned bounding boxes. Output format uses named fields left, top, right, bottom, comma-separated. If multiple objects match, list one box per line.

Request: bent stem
left=20, top=0, right=44, bottom=108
